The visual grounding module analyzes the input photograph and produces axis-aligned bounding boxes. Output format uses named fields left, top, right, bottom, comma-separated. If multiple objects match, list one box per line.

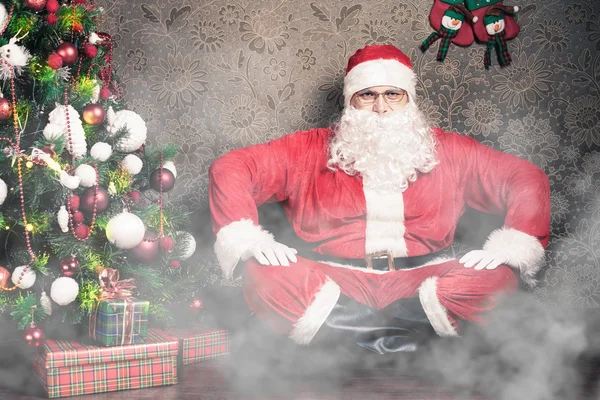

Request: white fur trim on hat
left=343, top=59, right=417, bottom=107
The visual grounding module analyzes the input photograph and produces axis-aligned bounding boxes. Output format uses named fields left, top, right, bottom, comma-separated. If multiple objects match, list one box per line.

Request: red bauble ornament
left=82, top=103, right=105, bottom=125
left=68, top=194, right=80, bottom=211
left=130, top=234, right=160, bottom=263
left=82, top=43, right=98, bottom=59
left=128, top=190, right=141, bottom=204
left=60, top=255, right=79, bottom=277
left=72, top=211, right=85, bottom=224
left=47, top=52, right=63, bottom=70
left=159, top=236, right=175, bottom=253
left=24, top=0, right=47, bottom=12
left=169, top=260, right=181, bottom=269
left=0, top=97, right=12, bottom=120
left=80, top=187, right=110, bottom=214
left=0, top=266, right=10, bottom=289
left=150, top=168, right=175, bottom=192
left=23, top=325, right=45, bottom=348
left=74, top=224, right=90, bottom=239
left=46, top=13, right=57, bottom=25
left=96, top=32, right=112, bottom=46
left=99, top=86, right=111, bottom=100
left=46, top=0, right=59, bottom=13
left=56, top=43, right=78, bottom=65
left=189, top=297, right=204, bottom=317
left=72, top=0, right=85, bottom=4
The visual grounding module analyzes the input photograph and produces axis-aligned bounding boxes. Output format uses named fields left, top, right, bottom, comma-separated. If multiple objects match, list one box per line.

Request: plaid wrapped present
left=33, top=329, right=178, bottom=398
left=161, top=325, right=229, bottom=365
left=89, top=267, right=149, bottom=346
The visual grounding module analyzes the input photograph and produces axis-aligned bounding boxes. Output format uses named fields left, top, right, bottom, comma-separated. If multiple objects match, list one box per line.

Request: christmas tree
left=0, top=0, right=201, bottom=342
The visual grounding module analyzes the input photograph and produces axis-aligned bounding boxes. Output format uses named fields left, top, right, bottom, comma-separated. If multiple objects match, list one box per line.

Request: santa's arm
left=455, top=134, right=550, bottom=285
left=209, top=132, right=306, bottom=278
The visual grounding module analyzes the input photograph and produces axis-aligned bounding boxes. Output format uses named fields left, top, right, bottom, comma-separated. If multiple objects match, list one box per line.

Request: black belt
left=302, top=250, right=444, bottom=271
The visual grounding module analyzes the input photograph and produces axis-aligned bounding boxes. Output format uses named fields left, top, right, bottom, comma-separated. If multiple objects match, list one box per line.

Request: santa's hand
left=242, top=241, right=298, bottom=267
left=459, top=250, right=507, bottom=270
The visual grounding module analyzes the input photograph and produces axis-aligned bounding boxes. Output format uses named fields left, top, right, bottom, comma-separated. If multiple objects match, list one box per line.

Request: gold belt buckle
left=365, top=251, right=396, bottom=271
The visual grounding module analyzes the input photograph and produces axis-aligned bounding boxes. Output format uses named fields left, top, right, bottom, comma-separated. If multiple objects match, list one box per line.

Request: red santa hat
left=343, top=44, right=417, bottom=107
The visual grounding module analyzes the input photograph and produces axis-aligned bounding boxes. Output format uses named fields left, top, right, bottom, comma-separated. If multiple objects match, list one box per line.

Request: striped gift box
left=90, top=298, right=149, bottom=346
left=161, top=326, right=229, bottom=365
left=33, top=329, right=178, bottom=398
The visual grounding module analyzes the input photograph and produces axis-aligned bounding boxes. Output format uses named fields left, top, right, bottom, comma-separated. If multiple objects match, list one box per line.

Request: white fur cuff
left=214, top=219, right=275, bottom=279
left=483, top=227, right=546, bottom=286
left=418, top=277, right=458, bottom=337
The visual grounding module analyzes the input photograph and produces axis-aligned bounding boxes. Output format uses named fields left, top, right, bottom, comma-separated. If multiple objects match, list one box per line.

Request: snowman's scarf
left=485, top=30, right=511, bottom=69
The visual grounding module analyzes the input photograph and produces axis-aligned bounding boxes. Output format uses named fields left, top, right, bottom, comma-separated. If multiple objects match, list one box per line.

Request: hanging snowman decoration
left=481, top=5, right=519, bottom=69
left=0, top=31, right=32, bottom=80
left=421, top=3, right=478, bottom=61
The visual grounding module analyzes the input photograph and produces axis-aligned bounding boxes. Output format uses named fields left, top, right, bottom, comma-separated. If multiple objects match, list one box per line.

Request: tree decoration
left=0, top=266, right=9, bottom=289
left=50, top=277, right=79, bottom=306
left=46, top=13, right=57, bottom=25
left=163, top=161, right=177, bottom=178
left=90, top=142, right=112, bottom=161
left=131, top=233, right=160, bottom=263
left=150, top=168, right=175, bottom=192
left=68, top=194, right=80, bottom=211
left=122, top=154, right=143, bottom=175
left=80, top=186, right=109, bottom=213
left=72, top=211, right=84, bottom=224
left=23, top=307, right=45, bottom=348
left=45, top=0, right=59, bottom=13
left=177, top=231, right=197, bottom=260
left=106, top=211, right=145, bottom=249
left=74, top=224, right=90, bottom=239
left=82, top=43, right=97, bottom=59
left=189, top=297, right=204, bottom=317
left=24, top=0, right=47, bottom=12
left=43, top=104, right=87, bottom=158
left=0, top=177, right=6, bottom=205
left=11, top=266, right=36, bottom=289
left=74, top=164, right=96, bottom=187
left=159, top=236, right=174, bottom=253
left=55, top=42, right=78, bottom=65
left=128, top=190, right=141, bottom=204
left=83, top=103, right=105, bottom=125
left=0, top=95, right=12, bottom=120
left=481, top=5, right=519, bottom=69
left=0, top=34, right=32, bottom=80
left=59, top=255, right=79, bottom=277
left=421, top=4, right=477, bottom=61
left=40, top=291, right=52, bottom=316
left=169, top=260, right=181, bottom=269
left=0, top=4, right=7, bottom=33
left=47, top=52, right=63, bottom=69
left=105, top=107, right=148, bottom=152
left=57, top=205, right=69, bottom=232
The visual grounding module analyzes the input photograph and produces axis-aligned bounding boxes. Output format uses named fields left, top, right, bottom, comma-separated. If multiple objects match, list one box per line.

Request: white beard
left=328, top=104, right=438, bottom=193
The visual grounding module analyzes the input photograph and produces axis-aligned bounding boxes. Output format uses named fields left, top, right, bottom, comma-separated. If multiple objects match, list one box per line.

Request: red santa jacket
left=209, top=127, right=550, bottom=282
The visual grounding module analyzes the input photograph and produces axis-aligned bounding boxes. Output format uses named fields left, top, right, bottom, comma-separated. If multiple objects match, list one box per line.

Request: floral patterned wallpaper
left=96, top=0, right=600, bottom=308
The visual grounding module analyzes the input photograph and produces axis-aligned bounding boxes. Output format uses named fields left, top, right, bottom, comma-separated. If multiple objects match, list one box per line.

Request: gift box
left=89, top=297, right=149, bottom=346
left=162, top=325, right=230, bottom=365
left=32, top=328, right=178, bottom=398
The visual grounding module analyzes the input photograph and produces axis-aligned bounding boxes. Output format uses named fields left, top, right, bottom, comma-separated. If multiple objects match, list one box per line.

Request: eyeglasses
left=353, top=89, right=408, bottom=106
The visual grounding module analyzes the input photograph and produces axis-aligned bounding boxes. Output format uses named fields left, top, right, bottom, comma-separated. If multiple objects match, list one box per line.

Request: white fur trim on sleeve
left=418, top=277, right=458, bottom=337
left=483, top=227, right=546, bottom=287
left=289, top=277, right=341, bottom=345
left=214, top=219, right=275, bottom=279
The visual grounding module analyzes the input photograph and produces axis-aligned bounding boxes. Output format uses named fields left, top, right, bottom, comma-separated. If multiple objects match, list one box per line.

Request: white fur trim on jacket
left=418, top=277, right=458, bottom=337
left=343, top=59, right=417, bottom=107
left=214, top=219, right=275, bottom=279
left=483, top=227, right=546, bottom=287
left=289, top=277, right=341, bottom=345
left=364, top=188, right=409, bottom=258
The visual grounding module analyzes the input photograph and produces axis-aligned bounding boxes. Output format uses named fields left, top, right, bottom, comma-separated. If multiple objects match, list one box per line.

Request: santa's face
left=350, top=85, right=409, bottom=114
left=441, top=15, right=463, bottom=31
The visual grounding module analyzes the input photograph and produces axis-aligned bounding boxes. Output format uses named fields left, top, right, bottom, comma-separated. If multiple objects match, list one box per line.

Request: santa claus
left=209, top=44, right=550, bottom=353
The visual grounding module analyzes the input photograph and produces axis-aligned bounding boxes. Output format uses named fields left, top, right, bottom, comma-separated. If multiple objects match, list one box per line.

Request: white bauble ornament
left=106, top=211, right=145, bottom=249
left=43, top=104, right=87, bottom=158
left=50, top=277, right=79, bottom=306
left=57, top=205, right=69, bottom=233
left=75, top=164, right=96, bottom=187
left=105, top=107, right=147, bottom=152
left=40, top=291, right=52, bottom=316
left=122, top=154, right=143, bottom=175
left=0, top=4, right=7, bottom=34
left=163, top=161, right=177, bottom=178
left=0, top=177, right=6, bottom=205
left=90, top=142, right=112, bottom=162
left=11, top=266, right=36, bottom=289
left=177, top=231, right=197, bottom=260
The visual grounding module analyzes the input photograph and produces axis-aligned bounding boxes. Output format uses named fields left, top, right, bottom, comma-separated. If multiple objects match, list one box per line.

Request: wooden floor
left=1, top=339, right=600, bottom=400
